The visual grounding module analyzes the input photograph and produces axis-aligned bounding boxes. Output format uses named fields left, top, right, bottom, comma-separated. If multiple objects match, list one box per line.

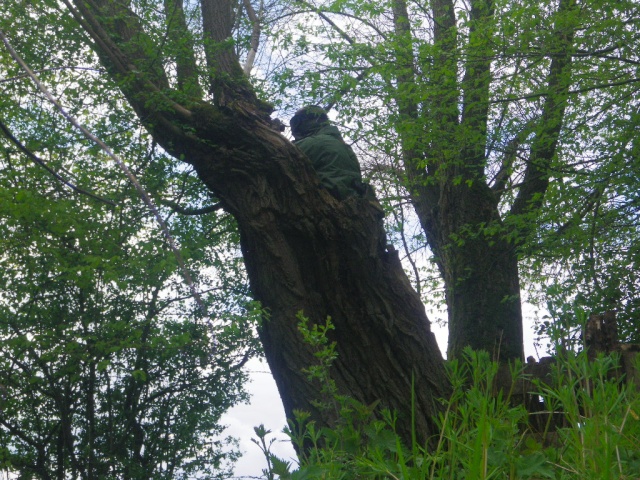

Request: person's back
left=290, top=106, right=363, bottom=200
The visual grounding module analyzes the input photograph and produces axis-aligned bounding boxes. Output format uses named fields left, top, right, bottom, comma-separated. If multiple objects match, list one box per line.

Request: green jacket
left=295, top=125, right=363, bottom=199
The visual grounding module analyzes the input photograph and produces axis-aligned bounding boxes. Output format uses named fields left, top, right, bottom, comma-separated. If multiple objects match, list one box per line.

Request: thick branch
left=460, top=0, right=494, bottom=178
left=164, top=0, right=204, bottom=97
left=509, top=0, right=577, bottom=219
left=427, top=0, right=460, bottom=157
left=70, top=0, right=170, bottom=90
left=201, top=0, right=258, bottom=103
left=65, top=0, right=193, bottom=125
left=391, top=0, right=435, bottom=204
left=242, top=0, right=261, bottom=75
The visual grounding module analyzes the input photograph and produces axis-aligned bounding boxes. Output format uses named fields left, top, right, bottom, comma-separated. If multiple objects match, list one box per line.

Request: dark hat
left=290, top=105, right=330, bottom=140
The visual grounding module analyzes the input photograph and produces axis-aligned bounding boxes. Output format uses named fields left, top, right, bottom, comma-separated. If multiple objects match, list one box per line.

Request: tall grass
left=254, top=317, right=640, bottom=479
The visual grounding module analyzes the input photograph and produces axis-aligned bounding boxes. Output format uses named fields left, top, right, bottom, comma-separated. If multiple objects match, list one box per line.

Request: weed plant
left=253, top=316, right=640, bottom=479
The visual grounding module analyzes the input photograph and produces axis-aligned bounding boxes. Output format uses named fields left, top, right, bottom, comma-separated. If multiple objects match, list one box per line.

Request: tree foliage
left=1, top=0, right=638, bottom=466
left=260, top=0, right=640, bottom=353
left=0, top=0, right=450, bottom=457
left=0, top=12, right=258, bottom=475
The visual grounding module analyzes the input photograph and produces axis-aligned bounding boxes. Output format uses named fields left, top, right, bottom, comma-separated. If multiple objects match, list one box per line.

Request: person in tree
left=290, top=105, right=364, bottom=200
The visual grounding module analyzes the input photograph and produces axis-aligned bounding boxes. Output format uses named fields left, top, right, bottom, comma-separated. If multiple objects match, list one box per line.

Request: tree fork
left=64, top=0, right=450, bottom=449
left=190, top=107, right=450, bottom=447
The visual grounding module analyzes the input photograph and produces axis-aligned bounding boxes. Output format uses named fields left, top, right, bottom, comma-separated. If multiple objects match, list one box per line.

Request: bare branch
left=0, top=118, right=117, bottom=206
left=242, top=0, right=262, bottom=75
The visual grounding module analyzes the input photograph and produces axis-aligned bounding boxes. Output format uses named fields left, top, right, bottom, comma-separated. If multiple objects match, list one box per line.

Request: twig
left=0, top=118, right=116, bottom=205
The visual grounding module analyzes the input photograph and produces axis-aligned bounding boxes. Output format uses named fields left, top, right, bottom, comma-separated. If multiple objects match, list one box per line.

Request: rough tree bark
left=62, top=0, right=450, bottom=448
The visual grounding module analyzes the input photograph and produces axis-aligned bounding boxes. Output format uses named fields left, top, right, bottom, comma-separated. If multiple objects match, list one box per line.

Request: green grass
left=253, top=319, right=640, bottom=479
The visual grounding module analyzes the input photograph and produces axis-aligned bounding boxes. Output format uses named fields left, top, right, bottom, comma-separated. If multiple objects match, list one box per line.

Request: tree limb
left=0, top=117, right=117, bottom=206
left=460, top=0, right=494, bottom=178
left=242, top=0, right=262, bottom=75
left=490, top=117, right=537, bottom=199
left=509, top=0, right=577, bottom=219
left=164, top=0, right=204, bottom=97
left=63, top=0, right=193, bottom=121
left=201, top=0, right=258, bottom=103
left=159, top=198, right=224, bottom=215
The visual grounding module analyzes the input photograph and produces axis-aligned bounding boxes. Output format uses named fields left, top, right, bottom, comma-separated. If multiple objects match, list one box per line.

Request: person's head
left=290, top=105, right=330, bottom=140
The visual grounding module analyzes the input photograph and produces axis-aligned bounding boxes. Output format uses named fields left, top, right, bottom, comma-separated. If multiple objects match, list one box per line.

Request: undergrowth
left=252, top=315, right=640, bottom=479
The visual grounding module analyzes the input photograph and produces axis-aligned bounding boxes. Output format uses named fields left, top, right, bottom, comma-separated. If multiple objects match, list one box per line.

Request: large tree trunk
left=65, top=0, right=450, bottom=449
left=390, top=0, right=524, bottom=362
left=190, top=111, right=449, bottom=446
left=390, top=0, right=574, bottom=362
left=442, top=235, right=524, bottom=363
left=413, top=181, right=524, bottom=361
